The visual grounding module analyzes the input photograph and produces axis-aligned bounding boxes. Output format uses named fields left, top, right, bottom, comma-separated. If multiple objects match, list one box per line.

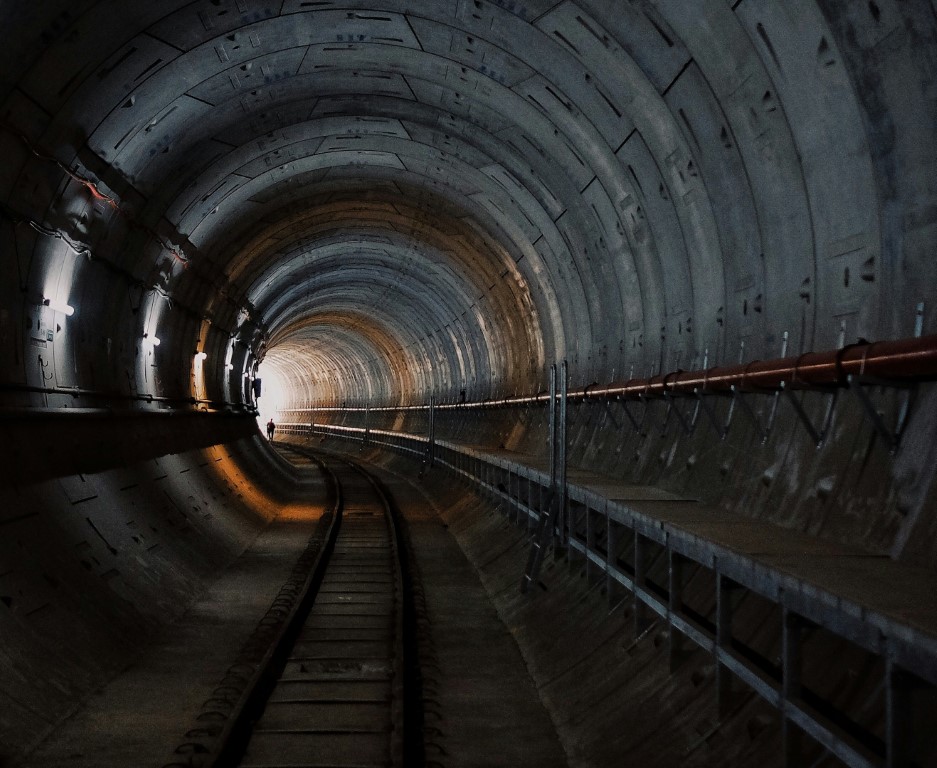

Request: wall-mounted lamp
left=195, top=351, right=208, bottom=361
left=43, top=298, right=75, bottom=316
left=143, top=334, right=161, bottom=347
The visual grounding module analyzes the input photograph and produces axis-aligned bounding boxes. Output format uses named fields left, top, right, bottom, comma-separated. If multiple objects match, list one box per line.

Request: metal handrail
left=299, top=420, right=937, bottom=768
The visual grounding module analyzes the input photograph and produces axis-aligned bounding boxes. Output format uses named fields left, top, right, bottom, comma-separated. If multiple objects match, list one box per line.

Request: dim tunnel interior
left=2, top=1, right=937, bottom=766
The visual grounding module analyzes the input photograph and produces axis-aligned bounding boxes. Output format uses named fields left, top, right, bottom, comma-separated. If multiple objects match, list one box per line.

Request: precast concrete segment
left=3, top=4, right=932, bottom=388
left=11, top=3, right=932, bottom=414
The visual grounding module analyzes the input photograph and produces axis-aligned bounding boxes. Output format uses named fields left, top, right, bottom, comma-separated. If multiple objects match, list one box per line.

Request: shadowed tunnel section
left=2, top=1, right=937, bottom=766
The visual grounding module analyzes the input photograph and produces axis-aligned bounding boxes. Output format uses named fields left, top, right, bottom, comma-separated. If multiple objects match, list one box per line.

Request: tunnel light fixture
left=43, top=298, right=74, bottom=316
left=195, top=351, right=208, bottom=361
left=143, top=333, right=161, bottom=348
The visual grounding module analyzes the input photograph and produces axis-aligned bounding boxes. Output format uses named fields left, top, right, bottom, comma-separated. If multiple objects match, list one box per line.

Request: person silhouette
left=266, top=418, right=275, bottom=441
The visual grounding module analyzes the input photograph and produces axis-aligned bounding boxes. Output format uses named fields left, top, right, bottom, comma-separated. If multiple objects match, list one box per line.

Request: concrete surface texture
left=2, top=1, right=937, bottom=766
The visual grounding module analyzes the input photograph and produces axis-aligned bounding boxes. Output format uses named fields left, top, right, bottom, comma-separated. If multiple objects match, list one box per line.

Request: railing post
left=606, top=506, right=624, bottom=608
left=782, top=608, right=804, bottom=767
left=556, top=360, right=568, bottom=550
left=548, top=363, right=557, bottom=492
left=634, top=532, right=652, bottom=638
left=668, top=547, right=687, bottom=671
left=427, top=395, right=435, bottom=467
left=886, top=658, right=912, bottom=768
left=716, top=573, right=740, bottom=717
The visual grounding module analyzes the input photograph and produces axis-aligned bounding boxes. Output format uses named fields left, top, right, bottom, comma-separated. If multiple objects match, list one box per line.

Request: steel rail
left=161, top=451, right=341, bottom=768
left=215, top=447, right=408, bottom=768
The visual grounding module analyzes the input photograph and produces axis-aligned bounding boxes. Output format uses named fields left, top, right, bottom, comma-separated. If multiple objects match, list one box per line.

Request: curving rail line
left=163, top=446, right=414, bottom=768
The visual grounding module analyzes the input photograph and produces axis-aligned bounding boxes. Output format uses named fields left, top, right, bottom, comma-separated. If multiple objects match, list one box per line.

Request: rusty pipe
left=574, top=333, right=937, bottom=402
left=288, top=333, right=937, bottom=412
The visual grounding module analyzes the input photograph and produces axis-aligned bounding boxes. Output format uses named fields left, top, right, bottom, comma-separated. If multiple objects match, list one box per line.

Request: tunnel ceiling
left=1, top=1, right=935, bottom=410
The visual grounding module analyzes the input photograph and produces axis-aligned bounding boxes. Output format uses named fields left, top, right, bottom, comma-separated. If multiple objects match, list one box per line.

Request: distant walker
left=266, top=418, right=276, bottom=441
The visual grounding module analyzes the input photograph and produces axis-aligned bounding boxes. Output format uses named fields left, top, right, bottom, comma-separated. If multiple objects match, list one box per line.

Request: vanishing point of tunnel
left=2, top=2, right=937, bottom=767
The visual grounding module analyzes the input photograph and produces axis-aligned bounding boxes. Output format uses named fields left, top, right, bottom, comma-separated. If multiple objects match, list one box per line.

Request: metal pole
left=886, top=658, right=912, bottom=768
left=557, top=360, right=568, bottom=548
left=428, top=395, right=435, bottom=467
left=548, top=363, right=557, bottom=491
left=716, top=574, right=738, bottom=717
left=668, top=549, right=685, bottom=671
left=634, top=533, right=652, bottom=638
left=782, top=609, right=803, bottom=767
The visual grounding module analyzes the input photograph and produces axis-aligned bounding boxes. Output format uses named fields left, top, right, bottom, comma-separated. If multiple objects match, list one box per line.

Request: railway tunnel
left=2, top=1, right=937, bottom=766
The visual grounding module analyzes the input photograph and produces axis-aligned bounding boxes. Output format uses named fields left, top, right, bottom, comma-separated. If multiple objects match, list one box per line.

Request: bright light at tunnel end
left=255, top=361, right=287, bottom=432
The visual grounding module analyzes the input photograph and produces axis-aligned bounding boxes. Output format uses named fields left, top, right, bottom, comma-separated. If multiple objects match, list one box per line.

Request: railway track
left=239, top=448, right=406, bottom=767
left=165, top=445, right=417, bottom=768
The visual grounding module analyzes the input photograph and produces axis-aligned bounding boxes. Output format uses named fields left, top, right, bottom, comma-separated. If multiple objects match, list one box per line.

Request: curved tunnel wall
left=4, top=2, right=933, bottom=420
left=2, top=0, right=937, bottom=762
left=8, top=1, right=936, bottom=418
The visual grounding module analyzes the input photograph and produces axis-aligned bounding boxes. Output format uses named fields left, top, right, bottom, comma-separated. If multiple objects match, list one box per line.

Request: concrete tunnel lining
left=2, top=1, right=937, bottom=765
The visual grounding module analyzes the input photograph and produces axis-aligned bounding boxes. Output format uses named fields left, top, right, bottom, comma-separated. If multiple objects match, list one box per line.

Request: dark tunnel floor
left=23, top=474, right=330, bottom=768
left=21, top=448, right=566, bottom=768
